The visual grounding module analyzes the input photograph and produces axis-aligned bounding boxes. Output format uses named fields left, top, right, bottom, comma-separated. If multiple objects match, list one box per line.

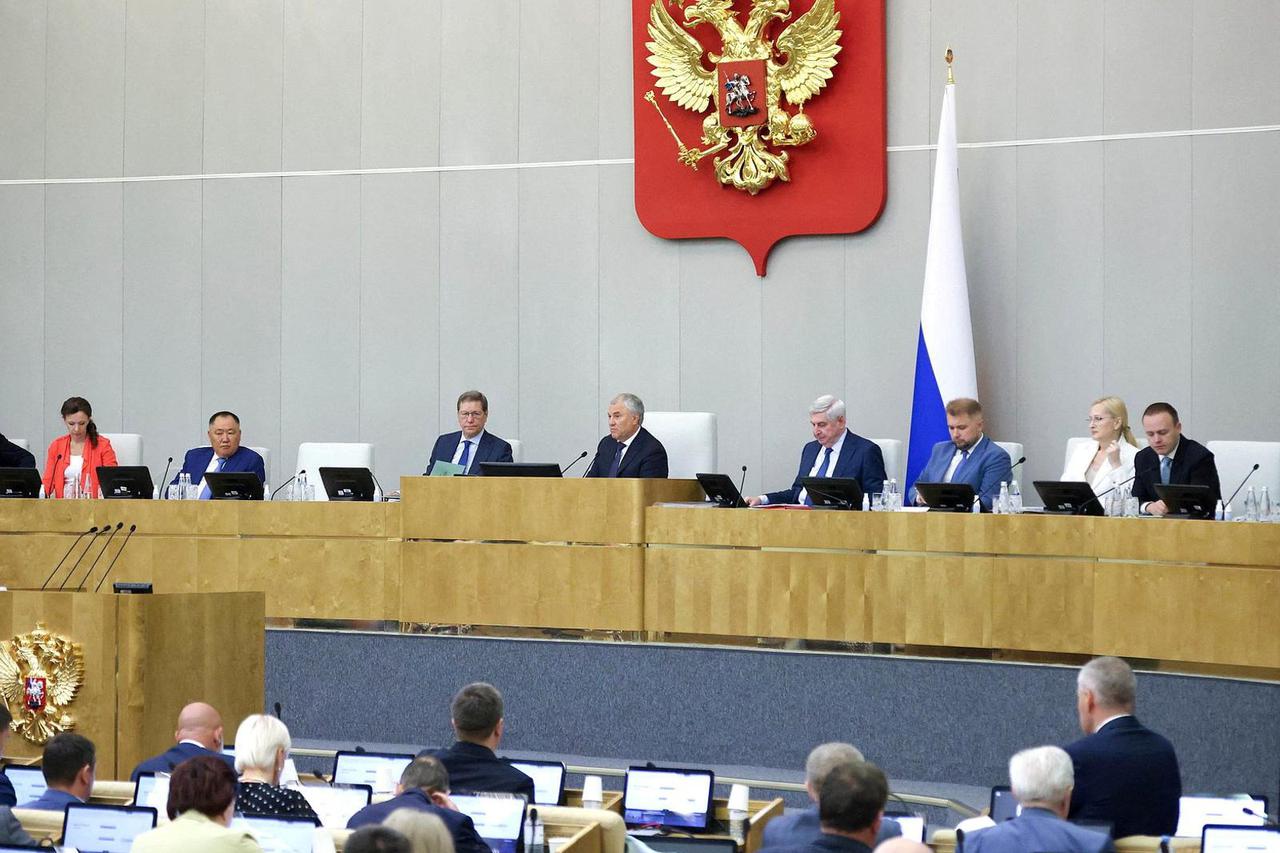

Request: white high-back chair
left=994, top=441, right=1024, bottom=471
left=294, top=443, right=375, bottom=501
left=1063, top=436, right=1093, bottom=474
left=508, top=439, right=523, bottom=463
left=871, top=438, right=904, bottom=484
left=102, top=433, right=143, bottom=466
left=248, top=446, right=271, bottom=483
left=10, top=439, right=29, bottom=450
left=641, top=412, right=717, bottom=479
left=1207, top=441, right=1280, bottom=501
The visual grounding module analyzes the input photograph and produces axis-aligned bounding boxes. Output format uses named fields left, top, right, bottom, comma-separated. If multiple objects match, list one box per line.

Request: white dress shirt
left=451, top=430, right=486, bottom=474
left=943, top=435, right=987, bottom=483
left=761, top=431, right=846, bottom=505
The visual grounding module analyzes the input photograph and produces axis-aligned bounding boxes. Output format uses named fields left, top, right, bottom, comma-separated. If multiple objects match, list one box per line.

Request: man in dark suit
left=347, top=755, right=489, bottom=853
left=130, top=701, right=236, bottom=782
left=748, top=396, right=886, bottom=506
left=585, top=393, right=668, bottom=478
left=172, top=411, right=267, bottom=498
left=761, top=743, right=901, bottom=847
left=422, top=683, right=535, bottom=801
left=964, top=746, right=1113, bottom=853
left=908, top=398, right=1012, bottom=510
left=21, top=732, right=94, bottom=811
left=1131, top=402, right=1221, bottom=515
left=1064, top=656, right=1180, bottom=837
left=0, top=706, right=14, bottom=807
left=426, top=390, right=514, bottom=475
left=0, top=434, right=35, bottom=469
left=759, top=760, right=889, bottom=853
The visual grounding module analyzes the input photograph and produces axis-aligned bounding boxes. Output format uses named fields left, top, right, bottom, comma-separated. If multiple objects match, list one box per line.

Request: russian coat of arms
left=0, top=623, right=85, bottom=744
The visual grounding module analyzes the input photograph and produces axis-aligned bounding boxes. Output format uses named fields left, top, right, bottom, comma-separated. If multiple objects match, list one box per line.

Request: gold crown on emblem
left=0, top=622, right=85, bottom=745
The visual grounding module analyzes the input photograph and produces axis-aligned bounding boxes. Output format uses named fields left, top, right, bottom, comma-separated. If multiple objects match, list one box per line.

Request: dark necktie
left=458, top=440, right=473, bottom=473
left=607, top=441, right=625, bottom=477
left=802, top=447, right=834, bottom=506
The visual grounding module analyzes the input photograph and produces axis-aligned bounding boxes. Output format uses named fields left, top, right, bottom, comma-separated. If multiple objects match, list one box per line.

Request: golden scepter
left=645, top=90, right=699, bottom=171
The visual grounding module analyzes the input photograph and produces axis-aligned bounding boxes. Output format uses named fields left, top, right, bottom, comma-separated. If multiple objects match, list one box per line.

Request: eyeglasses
left=1087, top=415, right=1115, bottom=424
left=458, top=411, right=486, bottom=420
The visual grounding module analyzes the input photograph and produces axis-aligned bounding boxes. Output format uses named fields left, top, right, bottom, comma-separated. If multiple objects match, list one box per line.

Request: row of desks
left=1, top=477, right=1277, bottom=670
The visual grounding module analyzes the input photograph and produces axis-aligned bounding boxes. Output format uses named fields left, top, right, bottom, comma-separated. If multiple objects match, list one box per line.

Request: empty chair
left=10, top=439, right=29, bottom=450
left=294, top=443, right=375, bottom=501
left=247, top=446, right=272, bottom=484
left=994, top=441, right=1024, bottom=472
left=101, top=433, right=144, bottom=467
left=871, top=438, right=904, bottom=485
left=641, top=412, right=717, bottom=479
left=1206, top=441, right=1280, bottom=502
left=508, top=439, right=523, bottom=464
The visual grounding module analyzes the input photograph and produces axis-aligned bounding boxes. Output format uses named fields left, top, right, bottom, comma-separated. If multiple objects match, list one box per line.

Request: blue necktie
left=458, top=440, right=473, bottom=473
left=200, top=456, right=226, bottom=500
left=1160, top=455, right=1172, bottom=485
left=803, top=447, right=834, bottom=505
left=607, top=441, right=625, bottom=477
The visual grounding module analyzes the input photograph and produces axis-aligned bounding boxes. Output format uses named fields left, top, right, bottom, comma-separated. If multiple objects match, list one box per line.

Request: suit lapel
left=833, top=431, right=854, bottom=477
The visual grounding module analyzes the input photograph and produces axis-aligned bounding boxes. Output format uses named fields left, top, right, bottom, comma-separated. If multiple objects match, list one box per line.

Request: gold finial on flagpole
left=945, top=47, right=954, bottom=84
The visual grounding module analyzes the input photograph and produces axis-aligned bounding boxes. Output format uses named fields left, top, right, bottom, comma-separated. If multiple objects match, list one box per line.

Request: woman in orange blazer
left=43, top=397, right=117, bottom=498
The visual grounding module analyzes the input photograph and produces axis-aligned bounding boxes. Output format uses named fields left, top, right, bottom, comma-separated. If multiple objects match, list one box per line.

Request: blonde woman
left=383, top=807, right=456, bottom=853
left=1061, top=396, right=1139, bottom=495
left=233, top=714, right=318, bottom=821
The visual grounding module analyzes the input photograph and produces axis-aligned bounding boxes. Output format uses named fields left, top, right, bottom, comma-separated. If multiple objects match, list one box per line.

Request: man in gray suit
left=0, top=806, right=36, bottom=846
left=761, top=743, right=901, bottom=848
left=963, top=746, right=1113, bottom=853
left=759, top=761, right=889, bottom=853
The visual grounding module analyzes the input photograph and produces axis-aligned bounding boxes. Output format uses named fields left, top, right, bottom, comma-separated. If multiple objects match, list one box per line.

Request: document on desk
left=429, top=461, right=464, bottom=477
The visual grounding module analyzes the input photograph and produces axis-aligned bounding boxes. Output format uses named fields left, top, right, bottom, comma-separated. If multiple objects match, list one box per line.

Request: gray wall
left=1, top=0, right=1278, bottom=492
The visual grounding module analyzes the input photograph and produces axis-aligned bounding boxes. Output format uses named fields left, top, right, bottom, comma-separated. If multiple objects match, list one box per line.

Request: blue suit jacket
left=0, top=805, right=34, bottom=846
left=0, top=435, right=35, bottom=469
left=908, top=436, right=1012, bottom=510
left=764, top=430, right=887, bottom=505
left=1065, top=716, right=1181, bottom=838
left=426, top=431, right=514, bottom=475
left=346, top=788, right=489, bottom=853
left=421, top=742, right=535, bottom=802
left=131, top=742, right=237, bottom=782
left=584, top=427, right=668, bottom=478
left=761, top=806, right=901, bottom=848
left=0, top=771, right=14, bottom=808
left=172, top=446, right=266, bottom=486
left=759, top=828, right=874, bottom=853
left=964, top=807, right=1113, bottom=853
left=20, top=787, right=81, bottom=812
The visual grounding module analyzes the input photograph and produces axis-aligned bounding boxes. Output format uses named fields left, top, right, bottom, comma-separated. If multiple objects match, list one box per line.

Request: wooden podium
left=0, top=590, right=264, bottom=779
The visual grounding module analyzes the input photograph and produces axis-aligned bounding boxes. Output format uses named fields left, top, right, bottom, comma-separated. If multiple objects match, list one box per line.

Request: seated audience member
left=762, top=743, right=901, bottom=847
left=874, top=841, right=929, bottom=853
left=584, top=393, right=668, bottom=478
left=384, top=807, right=457, bottom=853
left=0, top=706, right=14, bottom=807
left=131, top=701, right=236, bottom=781
left=42, top=396, right=117, bottom=498
left=173, top=411, right=267, bottom=499
left=233, top=714, right=318, bottom=820
left=1061, top=397, right=1139, bottom=495
left=1131, top=402, right=1221, bottom=515
left=908, top=398, right=1012, bottom=510
left=347, top=755, right=488, bottom=853
left=131, top=755, right=262, bottom=852
left=347, top=826, right=413, bottom=853
left=0, top=433, right=35, bottom=469
left=964, top=746, right=1112, bottom=853
left=748, top=396, right=887, bottom=506
left=760, top=760, right=889, bottom=853
left=1065, top=656, right=1180, bottom=837
left=426, top=391, right=514, bottom=475
left=21, top=732, right=94, bottom=811
left=422, top=682, right=534, bottom=801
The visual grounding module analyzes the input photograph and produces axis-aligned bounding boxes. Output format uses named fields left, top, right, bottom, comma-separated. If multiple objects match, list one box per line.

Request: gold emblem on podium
left=0, top=622, right=85, bottom=745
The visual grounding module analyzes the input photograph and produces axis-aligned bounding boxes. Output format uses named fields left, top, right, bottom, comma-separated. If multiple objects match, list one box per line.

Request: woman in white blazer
left=1062, top=396, right=1140, bottom=495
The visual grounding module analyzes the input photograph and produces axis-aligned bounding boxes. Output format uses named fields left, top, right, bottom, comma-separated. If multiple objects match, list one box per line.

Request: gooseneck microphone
left=92, top=524, right=137, bottom=593
left=1223, top=463, right=1261, bottom=510
left=44, top=454, right=62, bottom=496
left=581, top=452, right=600, bottom=478
left=1009, top=456, right=1026, bottom=472
left=737, top=465, right=748, bottom=497
left=40, top=526, right=98, bottom=590
left=72, top=522, right=123, bottom=591
left=560, top=451, right=589, bottom=476
left=157, top=456, right=174, bottom=498
left=55, top=527, right=107, bottom=590
left=270, top=471, right=304, bottom=500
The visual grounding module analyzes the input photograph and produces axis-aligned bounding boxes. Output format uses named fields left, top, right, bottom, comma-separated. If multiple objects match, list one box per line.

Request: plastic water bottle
left=971, top=494, right=981, bottom=514
left=1224, top=502, right=1234, bottom=521
left=1259, top=486, right=1272, bottom=522
left=372, top=482, right=383, bottom=503
left=1245, top=486, right=1259, bottom=522
left=1214, top=500, right=1225, bottom=521
left=997, top=481, right=1010, bottom=514
left=887, top=478, right=899, bottom=510
left=861, top=492, right=870, bottom=511
left=263, top=482, right=272, bottom=502
left=294, top=471, right=308, bottom=502
left=1009, top=480, right=1022, bottom=514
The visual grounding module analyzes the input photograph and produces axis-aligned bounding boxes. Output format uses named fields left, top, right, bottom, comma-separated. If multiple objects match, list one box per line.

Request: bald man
left=875, top=840, right=930, bottom=853
left=130, top=702, right=236, bottom=781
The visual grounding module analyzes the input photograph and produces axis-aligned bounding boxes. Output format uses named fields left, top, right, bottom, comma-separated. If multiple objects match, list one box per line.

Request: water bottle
left=38, top=484, right=45, bottom=500
left=263, top=482, right=272, bottom=502
left=861, top=492, right=869, bottom=511
left=1245, top=486, right=1259, bottom=522
left=1010, top=480, right=1022, bottom=514
left=887, top=478, right=899, bottom=510
left=179, top=473, right=189, bottom=499
left=1259, top=486, right=1272, bottom=522
left=997, top=481, right=1010, bottom=515
left=1224, top=502, right=1234, bottom=521
left=294, top=471, right=308, bottom=502
left=1214, top=500, right=1225, bottom=521
left=971, top=494, right=981, bottom=514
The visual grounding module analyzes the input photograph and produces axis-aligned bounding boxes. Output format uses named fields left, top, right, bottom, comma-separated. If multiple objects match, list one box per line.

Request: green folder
left=429, top=461, right=464, bottom=477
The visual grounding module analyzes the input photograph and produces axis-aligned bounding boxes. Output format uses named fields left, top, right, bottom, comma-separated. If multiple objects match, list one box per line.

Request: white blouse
left=1061, top=440, right=1139, bottom=495
left=63, top=455, right=84, bottom=489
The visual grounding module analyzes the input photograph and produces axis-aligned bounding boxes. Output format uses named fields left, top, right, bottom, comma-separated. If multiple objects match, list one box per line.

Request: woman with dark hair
left=130, top=755, right=262, bottom=852
left=42, top=396, right=117, bottom=498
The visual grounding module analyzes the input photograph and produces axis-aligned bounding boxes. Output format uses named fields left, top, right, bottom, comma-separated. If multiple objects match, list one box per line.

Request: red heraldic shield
left=633, top=0, right=886, bottom=276
left=24, top=676, right=47, bottom=711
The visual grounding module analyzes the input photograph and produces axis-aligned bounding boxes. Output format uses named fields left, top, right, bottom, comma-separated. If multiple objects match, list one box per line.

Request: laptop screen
left=234, top=814, right=319, bottom=853
left=1178, top=797, right=1269, bottom=837
left=5, top=766, right=46, bottom=804
left=297, top=783, right=372, bottom=828
left=61, top=803, right=157, bottom=853
left=989, top=786, right=1021, bottom=822
left=451, top=794, right=526, bottom=853
left=623, top=766, right=715, bottom=830
left=132, top=772, right=172, bottom=810
left=641, top=838, right=738, bottom=853
left=885, top=812, right=926, bottom=843
left=331, top=751, right=414, bottom=793
left=508, top=761, right=564, bottom=806
left=1201, top=824, right=1280, bottom=853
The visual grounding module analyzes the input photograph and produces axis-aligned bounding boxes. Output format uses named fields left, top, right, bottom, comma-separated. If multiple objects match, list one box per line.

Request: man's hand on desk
left=746, top=496, right=764, bottom=507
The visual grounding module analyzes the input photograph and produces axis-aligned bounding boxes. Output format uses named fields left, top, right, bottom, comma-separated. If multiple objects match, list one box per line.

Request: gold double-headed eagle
left=644, top=0, right=842, bottom=195
left=0, top=623, right=85, bottom=745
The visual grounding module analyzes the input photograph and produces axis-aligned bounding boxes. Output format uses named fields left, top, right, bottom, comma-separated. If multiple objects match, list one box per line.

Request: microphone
left=40, top=526, right=98, bottom=590
left=581, top=452, right=600, bottom=478
left=92, top=524, right=136, bottom=593
left=157, top=456, right=174, bottom=498
left=270, top=470, right=303, bottom=500
left=1223, top=463, right=1260, bottom=510
left=44, top=453, right=62, bottom=496
left=737, top=465, right=748, bottom=498
left=55, top=527, right=107, bottom=590
left=273, top=701, right=283, bottom=720
left=72, top=522, right=123, bottom=591
left=1010, top=456, right=1026, bottom=472
left=560, top=451, right=589, bottom=476
left=1243, top=806, right=1277, bottom=825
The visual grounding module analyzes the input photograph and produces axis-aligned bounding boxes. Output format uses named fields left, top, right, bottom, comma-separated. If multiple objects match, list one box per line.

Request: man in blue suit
left=1064, top=657, right=1180, bottom=838
left=130, top=702, right=236, bottom=782
left=347, top=755, right=489, bottom=853
left=426, top=390, right=514, bottom=475
left=762, top=743, right=901, bottom=848
left=749, top=396, right=886, bottom=506
left=585, top=393, right=668, bottom=478
left=21, top=732, right=94, bottom=812
left=759, top=760, right=889, bottom=853
left=0, top=433, right=35, bottom=469
left=964, top=746, right=1112, bottom=853
left=172, top=411, right=266, bottom=498
left=908, top=398, right=1011, bottom=510
left=422, top=683, right=535, bottom=802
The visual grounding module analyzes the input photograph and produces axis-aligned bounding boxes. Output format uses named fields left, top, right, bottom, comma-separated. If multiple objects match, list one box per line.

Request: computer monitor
left=914, top=482, right=977, bottom=512
left=885, top=812, right=926, bottom=843
left=451, top=793, right=527, bottom=853
left=1154, top=484, right=1216, bottom=519
left=61, top=803, right=157, bottom=853
left=478, top=462, right=562, bottom=477
left=800, top=477, right=864, bottom=510
left=641, top=838, right=738, bottom=853
left=1033, top=480, right=1105, bottom=516
left=695, top=473, right=747, bottom=509
left=331, top=751, right=414, bottom=793
left=97, top=466, right=154, bottom=500
left=132, top=771, right=165, bottom=809
left=507, top=759, right=565, bottom=806
left=622, top=765, right=715, bottom=831
left=1177, top=795, right=1269, bottom=837
left=0, top=468, right=42, bottom=499
left=234, top=814, right=320, bottom=853
left=204, top=471, right=265, bottom=501
left=318, top=467, right=377, bottom=501
left=1201, top=824, right=1280, bottom=853
left=989, top=785, right=1020, bottom=822
left=5, top=765, right=47, bottom=804
left=297, top=783, right=372, bottom=828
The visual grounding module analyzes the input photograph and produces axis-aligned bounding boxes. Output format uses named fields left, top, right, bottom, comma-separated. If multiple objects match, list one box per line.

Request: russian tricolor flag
left=906, top=76, right=978, bottom=489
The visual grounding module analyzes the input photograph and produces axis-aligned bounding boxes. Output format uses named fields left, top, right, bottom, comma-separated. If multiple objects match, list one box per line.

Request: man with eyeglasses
left=426, top=391, right=514, bottom=476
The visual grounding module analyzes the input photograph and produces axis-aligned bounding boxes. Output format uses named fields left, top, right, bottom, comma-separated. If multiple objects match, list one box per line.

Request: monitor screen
left=132, top=772, right=171, bottom=810
left=989, top=787, right=1021, bottom=822
left=623, top=766, right=714, bottom=830
left=1178, top=797, right=1269, bottom=837
left=508, top=761, right=564, bottom=806
left=331, top=751, right=414, bottom=793
left=61, top=803, right=157, bottom=853
left=1202, top=825, right=1280, bottom=853
left=451, top=794, right=526, bottom=853
left=297, top=783, right=372, bottom=828
left=885, top=812, right=926, bottom=843
left=5, top=766, right=46, bottom=805
left=641, top=838, right=738, bottom=853
left=234, top=815, right=319, bottom=853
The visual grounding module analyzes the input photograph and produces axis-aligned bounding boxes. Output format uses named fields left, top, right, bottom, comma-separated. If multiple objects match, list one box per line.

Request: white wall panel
left=1191, top=0, right=1280, bottom=129
left=439, top=0, right=519, bottom=166
left=124, top=0, right=203, bottom=177
left=519, top=0, right=599, bottom=164
left=282, top=0, right=362, bottom=172
left=0, top=187, right=46, bottom=449
left=1104, top=0, right=1192, bottom=134
left=204, top=0, right=284, bottom=174
left=361, top=0, right=441, bottom=170
left=45, top=0, right=125, bottom=178
left=1016, top=0, right=1103, bottom=139
left=0, top=3, right=46, bottom=180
